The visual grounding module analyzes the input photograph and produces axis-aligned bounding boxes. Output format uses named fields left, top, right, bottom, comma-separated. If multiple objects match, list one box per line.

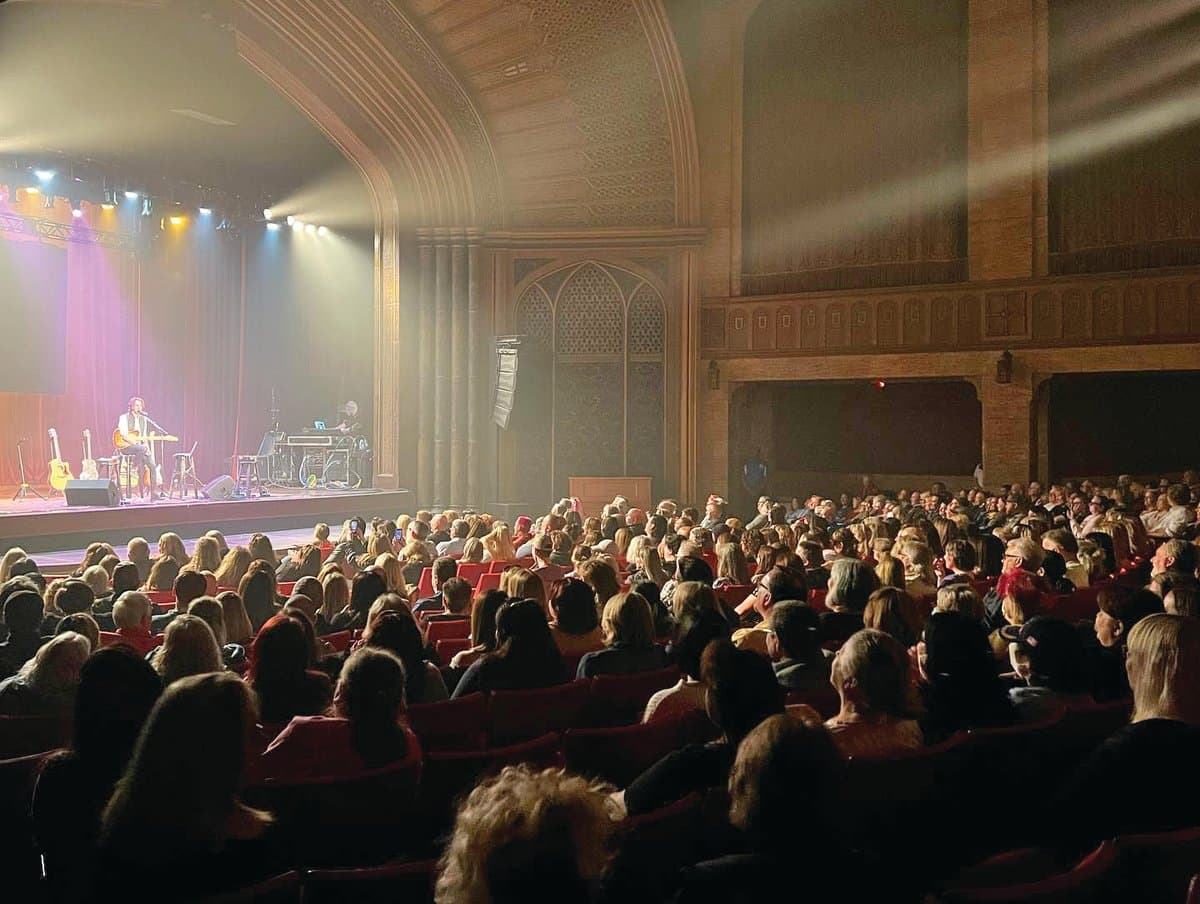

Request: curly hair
left=435, top=765, right=619, bottom=904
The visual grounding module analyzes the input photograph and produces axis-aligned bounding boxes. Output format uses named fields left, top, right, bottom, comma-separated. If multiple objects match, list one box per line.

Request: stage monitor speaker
left=64, top=479, right=120, bottom=508
left=493, top=335, right=549, bottom=430
left=202, top=474, right=236, bottom=500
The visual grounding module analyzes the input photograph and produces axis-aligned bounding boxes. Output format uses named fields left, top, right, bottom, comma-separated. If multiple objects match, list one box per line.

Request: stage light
left=266, top=222, right=281, bottom=231
left=198, top=206, right=212, bottom=215
left=169, top=215, right=185, bottom=226
left=125, top=190, right=139, bottom=201
left=25, top=186, right=39, bottom=195
left=875, top=379, right=887, bottom=389
left=286, top=215, right=295, bottom=226
left=34, top=169, right=55, bottom=182
left=71, top=203, right=83, bottom=218
left=291, top=219, right=303, bottom=230
left=317, top=226, right=328, bottom=236
left=305, top=223, right=316, bottom=234
left=263, top=207, right=273, bottom=220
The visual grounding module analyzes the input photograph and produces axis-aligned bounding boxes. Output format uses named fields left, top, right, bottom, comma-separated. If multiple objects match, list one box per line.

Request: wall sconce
left=708, top=359, right=720, bottom=390
left=995, top=350, right=1013, bottom=384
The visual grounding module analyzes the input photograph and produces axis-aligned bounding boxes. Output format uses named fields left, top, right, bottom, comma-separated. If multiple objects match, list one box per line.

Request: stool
left=235, top=455, right=262, bottom=498
left=116, top=452, right=146, bottom=501
left=169, top=442, right=201, bottom=500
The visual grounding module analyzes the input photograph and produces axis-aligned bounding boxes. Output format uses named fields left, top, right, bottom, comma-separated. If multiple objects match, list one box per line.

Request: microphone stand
left=13, top=438, right=46, bottom=501
left=140, top=414, right=171, bottom=495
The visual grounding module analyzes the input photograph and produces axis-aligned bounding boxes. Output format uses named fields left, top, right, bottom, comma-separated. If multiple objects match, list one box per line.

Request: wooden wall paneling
left=1123, top=285, right=1155, bottom=337
left=728, top=308, right=749, bottom=350
left=751, top=306, right=775, bottom=350
left=902, top=299, right=927, bottom=346
left=1031, top=290, right=1059, bottom=340
left=777, top=305, right=798, bottom=349
left=800, top=304, right=821, bottom=349
left=1061, top=289, right=1088, bottom=339
left=878, top=300, right=900, bottom=347
left=930, top=297, right=955, bottom=344
left=825, top=303, right=847, bottom=349
left=1093, top=287, right=1120, bottom=338
left=1156, top=284, right=1187, bottom=335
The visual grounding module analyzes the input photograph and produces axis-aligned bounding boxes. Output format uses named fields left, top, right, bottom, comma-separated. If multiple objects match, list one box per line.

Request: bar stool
left=115, top=452, right=146, bottom=501
left=235, top=455, right=262, bottom=498
left=169, top=442, right=201, bottom=499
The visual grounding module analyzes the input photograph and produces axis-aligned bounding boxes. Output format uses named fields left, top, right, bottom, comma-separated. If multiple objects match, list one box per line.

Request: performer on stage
left=116, top=396, right=163, bottom=497
left=335, top=400, right=360, bottom=434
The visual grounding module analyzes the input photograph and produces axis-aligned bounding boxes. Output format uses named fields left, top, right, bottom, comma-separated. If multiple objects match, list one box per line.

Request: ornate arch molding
left=234, top=0, right=504, bottom=226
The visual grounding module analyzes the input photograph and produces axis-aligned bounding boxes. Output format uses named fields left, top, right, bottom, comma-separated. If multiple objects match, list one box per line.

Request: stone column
left=977, top=373, right=1034, bottom=489
left=967, top=0, right=1049, bottom=280
left=415, top=234, right=435, bottom=505
left=465, top=232, right=483, bottom=508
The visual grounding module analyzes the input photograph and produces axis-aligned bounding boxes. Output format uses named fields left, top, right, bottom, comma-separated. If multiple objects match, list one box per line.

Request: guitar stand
left=12, top=442, right=46, bottom=501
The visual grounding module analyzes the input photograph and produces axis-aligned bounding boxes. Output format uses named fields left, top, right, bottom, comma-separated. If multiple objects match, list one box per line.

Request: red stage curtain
left=0, top=195, right=248, bottom=487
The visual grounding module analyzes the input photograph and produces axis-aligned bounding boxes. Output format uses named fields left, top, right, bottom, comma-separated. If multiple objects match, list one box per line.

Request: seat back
left=1115, top=825, right=1200, bottom=904
left=714, top=584, right=753, bottom=608
left=476, top=573, right=502, bottom=593
left=145, top=590, right=175, bottom=605
left=486, top=680, right=591, bottom=745
left=808, top=588, right=828, bottom=612
left=416, top=733, right=562, bottom=844
left=586, top=667, right=681, bottom=727
left=487, top=561, right=515, bottom=574
left=937, top=841, right=1118, bottom=904
left=244, top=752, right=422, bottom=867
left=784, top=686, right=841, bottom=720
left=457, top=563, right=487, bottom=586
left=277, top=581, right=296, bottom=596
left=563, top=710, right=714, bottom=787
left=406, top=693, right=487, bottom=751
left=426, top=619, right=471, bottom=644
left=0, top=715, right=71, bottom=760
left=435, top=637, right=472, bottom=662
left=302, top=860, right=437, bottom=904
left=322, top=630, right=353, bottom=652
left=416, top=568, right=434, bottom=599
left=0, top=751, right=59, bottom=896
left=606, top=793, right=706, bottom=902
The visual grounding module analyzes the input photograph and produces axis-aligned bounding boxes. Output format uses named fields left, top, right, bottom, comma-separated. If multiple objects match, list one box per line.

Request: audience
left=363, top=610, right=449, bottom=704
left=0, top=631, right=90, bottom=716
left=0, top=589, right=46, bottom=678
left=644, top=603, right=730, bottom=722
left=765, top=599, right=832, bottom=692
left=918, top=610, right=1015, bottom=744
left=821, top=558, right=878, bottom=645
left=825, top=628, right=923, bottom=756
left=111, top=591, right=159, bottom=656
left=450, top=588, right=508, bottom=670
left=577, top=591, right=668, bottom=678
left=249, top=614, right=333, bottom=725
left=453, top=598, right=568, bottom=696
left=152, top=614, right=223, bottom=687
left=548, top=578, right=605, bottom=656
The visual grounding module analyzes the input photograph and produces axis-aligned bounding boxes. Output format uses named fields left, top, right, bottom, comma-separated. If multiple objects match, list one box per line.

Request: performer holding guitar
left=114, top=396, right=165, bottom=498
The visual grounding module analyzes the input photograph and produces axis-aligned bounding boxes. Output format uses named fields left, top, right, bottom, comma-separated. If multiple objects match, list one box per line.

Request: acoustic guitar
left=47, top=428, right=74, bottom=492
left=80, top=428, right=99, bottom=480
left=112, top=429, right=179, bottom=449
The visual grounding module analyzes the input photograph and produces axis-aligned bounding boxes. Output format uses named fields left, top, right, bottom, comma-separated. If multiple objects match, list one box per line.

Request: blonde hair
left=671, top=581, right=720, bottom=620
left=365, top=592, right=410, bottom=634
left=600, top=591, right=655, bottom=648
left=507, top=568, right=547, bottom=613
left=374, top=553, right=405, bottom=594
left=320, top=573, right=350, bottom=624
left=188, top=537, right=222, bottom=574
left=1127, top=614, right=1200, bottom=723
left=213, top=546, right=251, bottom=588
left=435, top=765, right=618, bottom=904
left=461, top=538, right=484, bottom=563
left=898, top=541, right=935, bottom=586
left=155, top=615, right=222, bottom=687
left=874, top=553, right=906, bottom=590
left=482, top=523, right=517, bottom=563
left=215, top=591, right=254, bottom=647
left=157, top=532, right=187, bottom=565
left=935, top=585, right=984, bottom=621
left=832, top=629, right=918, bottom=719
left=0, top=547, right=27, bottom=583
left=82, top=565, right=110, bottom=598
left=19, top=631, right=89, bottom=693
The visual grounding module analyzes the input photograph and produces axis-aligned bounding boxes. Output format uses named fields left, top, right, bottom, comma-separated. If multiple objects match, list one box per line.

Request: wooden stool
left=116, top=453, right=145, bottom=500
left=235, top=455, right=262, bottom=498
left=169, top=443, right=201, bottom=500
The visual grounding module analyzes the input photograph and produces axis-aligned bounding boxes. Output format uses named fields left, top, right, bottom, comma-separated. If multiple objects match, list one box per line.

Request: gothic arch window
left=513, top=261, right=668, bottom=501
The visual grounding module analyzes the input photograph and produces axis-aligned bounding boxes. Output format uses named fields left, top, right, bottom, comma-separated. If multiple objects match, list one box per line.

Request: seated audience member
left=713, top=543, right=751, bottom=590
left=450, top=589, right=508, bottom=670
left=214, top=546, right=252, bottom=590
left=436, top=518, right=470, bottom=557
left=94, top=562, right=140, bottom=626
left=1149, top=539, right=1198, bottom=597
left=767, top=600, right=832, bottom=692
left=983, top=537, right=1046, bottom=630
left=425, top=576, right=472, bottom=624
left=460, top=537, right=485, bottom=564
left=80, top=565, right=110, bottom=609
left=988, top=570, right=1045, bottom=659
left=530, top=532, right=568, bottom=587
left=0, top=632, right=90, bottom=717
left=1048, top=614, right=1200, bottom=852
left=677, top=714, right=865, bottom=903
left=863, top=587, right=924, bottom=648
left=152, top=615, right=223, bottom=687
left=896, top=541, right=938, bottom=599
left=111, top=592, right=160, bottom=656
left=661, top=555, right=715, bottom=611
left=825, top=629, right=923, bottom=757
left=126, top=538, right=153, bottom=584
left=0, top=590, right=47, bottom=678
left=1042, top=529, right=1089, bottom=589
left=453, top=598, right=568, bottom=697
left=249, top=614, right=333, bottom=726
left=732, top=565, right=808, bottom=655
left=577, top=592, right=668, bottom=678
left=152, top=569, right=207, bottom=633
left=631, top=579, right=674, bottom=639
left=576, top=558, right=622, bottom=611
left=798, top=541, right=830, bottom=592
left=621, top=640, right=783, bottom=817
left=217, top=591, right=256, bottom=648
left=188, top=596, right=247, bottom=670
left=316, top=572, right=351, bottom=635
left=1006, top=616, right=1094, bottom=720
left=1038, top=550, right=1076, bottom=595
left=32, top=647, right=162, bottom=898
left=1142, top=483, right=1195, bottom=538
left=237, top=569, right=280, bottom=633
left=436, top=764, right=618, bottom=904
left=187, top=537, right=222, bottom=575
left=259, top=647, right=419, bottom=782
left=1091, top=586, right=1164, bottom=701
left=874, top=552, right=906, bottom=591
left=413, top=556, right=459, bottom=615
left=938, top=539, right=977, bottom=588
left=934, top=584, right=985, bottom=623
left=1165, top=582, right=1200, bottom=618
left=917, top=610, right=1015, bottom=744
left=644, top=604, right=729, bottom=722
left=276, top=543, right=322, bottom=584
left=247, top=532, right=277, bottom=567
left=56, top=613, right=100, bottom=651
left=338, top=569, right=388, bottom=632
left=821, top=558, right=878, bottom=646
left=96, top=673, right=281, bottom=897
left=292, top=575, right=324, bottom=615
left=548, top=579, right=605, bottom=656
left=363, top=611, right=449, bottom=704
left=144, top=556, right=181, bottom=593
left=43, top=580, right=95, bottom=636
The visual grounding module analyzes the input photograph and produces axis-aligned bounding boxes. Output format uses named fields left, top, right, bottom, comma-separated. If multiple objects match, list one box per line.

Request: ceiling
left=0, top=0, right=371, bottom=223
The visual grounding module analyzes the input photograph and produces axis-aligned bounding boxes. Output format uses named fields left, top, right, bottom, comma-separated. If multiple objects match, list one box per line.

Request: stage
left=0, top=485, right=410, bottom=558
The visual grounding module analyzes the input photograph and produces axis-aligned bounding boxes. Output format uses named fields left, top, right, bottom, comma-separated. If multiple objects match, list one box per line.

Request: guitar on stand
left=47, top=428, right=74, bottom=495
left=80, top=429, right=99, bottom=480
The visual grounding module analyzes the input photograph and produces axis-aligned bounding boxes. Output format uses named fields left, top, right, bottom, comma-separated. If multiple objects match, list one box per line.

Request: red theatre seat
left=486, top=680, right=591, bottom=746
left=563, top=710, right=714, bottom=787
left=425, top=619, right=471, bottom=644
left=416, top=568, right=434, bottom=599
left=406, top=693, right=487, bottom=751
left=1114, top=825, right=1200, bottom=904
left=435, top=637, right=472, bottom=663
left=322, top=631, right=353, bottom=653
left=145, top=590, right=175, bottom=605
left=277, top=582, right=296, bottom=596
left=715, top=584, right=753, bottom=608
left=808, top=589, right=828, bottom=612
left=476, top=573, right=502, bottom=593
left=587, top=667, right=681, bottom=727
left=935, top=841, right=1118, bottom=904
left=0, top=715, right=72, bottom=760
left=456, top=563, right=487, bottom=586
left=487, top=561, right=515, bottom=574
